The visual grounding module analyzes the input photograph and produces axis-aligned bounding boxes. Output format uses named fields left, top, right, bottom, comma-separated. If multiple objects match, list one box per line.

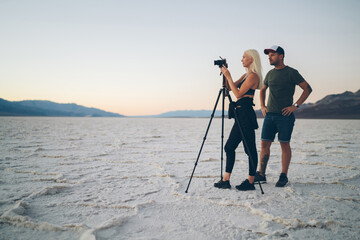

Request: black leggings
left=224, top=119, right=258, bottom=176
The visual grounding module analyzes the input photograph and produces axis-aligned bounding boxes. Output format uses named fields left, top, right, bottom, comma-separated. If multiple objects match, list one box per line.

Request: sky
left=1, top=0, right=359, bottom=116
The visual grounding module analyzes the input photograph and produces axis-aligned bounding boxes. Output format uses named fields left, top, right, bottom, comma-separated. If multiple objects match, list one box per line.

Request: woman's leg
left=224, top=122, right=243, bottom=181
left=242, top=128, right=258, bottom=183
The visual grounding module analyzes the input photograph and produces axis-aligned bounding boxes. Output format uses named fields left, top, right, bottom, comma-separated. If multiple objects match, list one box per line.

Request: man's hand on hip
left=281, top=105, right=297, bottom=116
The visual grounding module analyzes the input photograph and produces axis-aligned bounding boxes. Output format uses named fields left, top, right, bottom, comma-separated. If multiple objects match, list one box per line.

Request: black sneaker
left=254, top=171, right=267, bottom=183
left=235, top=179, right=255, bottom=191
left=214, top=179, right=231, bottom=189
left=275, top=173, right=288, bottom=187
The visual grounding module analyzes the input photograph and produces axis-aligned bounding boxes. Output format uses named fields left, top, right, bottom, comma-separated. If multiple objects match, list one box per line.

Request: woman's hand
left=220, top=66, right=231, bottom=80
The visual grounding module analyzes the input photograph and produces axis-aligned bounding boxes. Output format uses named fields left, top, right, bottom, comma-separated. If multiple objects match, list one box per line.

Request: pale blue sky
left=1, top=0, right=359, bottom=115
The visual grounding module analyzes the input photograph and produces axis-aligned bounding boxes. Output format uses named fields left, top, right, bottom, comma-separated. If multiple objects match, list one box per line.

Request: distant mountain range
left=150, top=90, right=360, bottom=119
left=1, top=90, right=359, bottom=118
left=292, top=90, right=360, bottom=119
left=0, top=99, right=124, bottom=117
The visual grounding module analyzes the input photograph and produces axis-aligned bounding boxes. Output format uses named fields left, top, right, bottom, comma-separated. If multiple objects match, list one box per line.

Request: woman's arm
left=225, top=75, right=245, bottom=92
left=221, top=66, right=258, bottom=99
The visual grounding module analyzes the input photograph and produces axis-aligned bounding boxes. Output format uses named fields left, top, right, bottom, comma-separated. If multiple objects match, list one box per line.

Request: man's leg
left=259, top=140, right=272, bottom=176
left=258, top=113, right=276, bottom=182
left=274, top=112, right=294, bottom=187
left=275, top=142, right=291, bottom=187
left=280, top=142, right=291, bottom=174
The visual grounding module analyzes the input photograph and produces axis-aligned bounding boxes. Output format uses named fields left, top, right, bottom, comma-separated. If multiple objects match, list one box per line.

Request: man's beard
left=270, top=60, right=279, bottom=66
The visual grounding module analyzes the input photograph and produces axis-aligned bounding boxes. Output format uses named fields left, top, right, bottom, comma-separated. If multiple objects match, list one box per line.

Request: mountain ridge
left=293, top=89, right=360, bottom=119
left=0, top=99, right=124, bottom=117
left=1, top=90, right=359, bottom=118
left=151, top=90, right=360, bottom=119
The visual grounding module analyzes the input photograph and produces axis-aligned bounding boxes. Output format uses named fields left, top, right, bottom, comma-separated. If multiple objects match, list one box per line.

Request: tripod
left=185, top=70, right=264, bottom=194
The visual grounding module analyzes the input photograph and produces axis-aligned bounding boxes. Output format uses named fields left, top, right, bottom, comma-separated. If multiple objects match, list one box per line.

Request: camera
left=214, top=57, right=227, bottom=68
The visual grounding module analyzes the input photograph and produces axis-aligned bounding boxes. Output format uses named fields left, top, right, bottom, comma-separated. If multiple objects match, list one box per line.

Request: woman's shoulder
left=246, top=72, right=260, bottom=81
left=240, top=73, right=247, bottom=80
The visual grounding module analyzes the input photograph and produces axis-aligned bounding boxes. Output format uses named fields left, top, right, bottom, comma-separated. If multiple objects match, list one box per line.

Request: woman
left=214, top=49, right=263, bottom=191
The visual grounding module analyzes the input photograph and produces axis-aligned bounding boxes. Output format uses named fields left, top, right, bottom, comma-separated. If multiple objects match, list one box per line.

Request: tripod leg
left=221, top=87, right=226, bottom=180
left=185, top=88, right=223, bottom=193
left=227, top=96, right=264, bottom=194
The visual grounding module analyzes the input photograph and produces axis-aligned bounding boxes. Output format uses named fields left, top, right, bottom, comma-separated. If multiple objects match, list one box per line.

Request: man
left=255, top=45, right=312, bottom=187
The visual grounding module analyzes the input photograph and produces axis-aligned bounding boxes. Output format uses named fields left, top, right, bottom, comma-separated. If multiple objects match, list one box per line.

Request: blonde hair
left=244, top=49, right=263, bottom=89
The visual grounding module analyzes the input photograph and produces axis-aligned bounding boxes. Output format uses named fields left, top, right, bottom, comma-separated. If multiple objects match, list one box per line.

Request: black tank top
left=237, top=76, right=255, bottom=96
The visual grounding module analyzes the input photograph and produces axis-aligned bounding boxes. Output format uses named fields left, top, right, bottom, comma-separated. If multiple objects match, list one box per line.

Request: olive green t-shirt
left=264, top=66, right=305, bottom=113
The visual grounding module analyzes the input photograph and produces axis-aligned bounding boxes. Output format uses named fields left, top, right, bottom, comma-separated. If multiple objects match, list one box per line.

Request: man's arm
left=295, top=80, right=312, bottom=106
left=260, top=84, right=268, bottom=117
left=281, top=80, right=312, bottom=116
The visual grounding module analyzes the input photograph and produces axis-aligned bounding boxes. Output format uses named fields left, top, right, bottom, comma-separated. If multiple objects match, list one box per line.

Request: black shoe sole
left=255, top=180, right=267, bottom=184
left=275, top=181, right=288, bottom=187
left=235, top=187, right=255, bottom=191
left=214, top=186, right=231, bottom=189
left=214, top=183, right=231, bottom=189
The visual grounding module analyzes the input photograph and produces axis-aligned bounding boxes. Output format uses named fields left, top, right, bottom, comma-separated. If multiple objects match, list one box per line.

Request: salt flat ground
left=0, top=117, right=359, bottom=240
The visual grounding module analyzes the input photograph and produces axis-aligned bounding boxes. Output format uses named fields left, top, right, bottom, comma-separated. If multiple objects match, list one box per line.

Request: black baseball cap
left=264, top=45, right=285, bottom=56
